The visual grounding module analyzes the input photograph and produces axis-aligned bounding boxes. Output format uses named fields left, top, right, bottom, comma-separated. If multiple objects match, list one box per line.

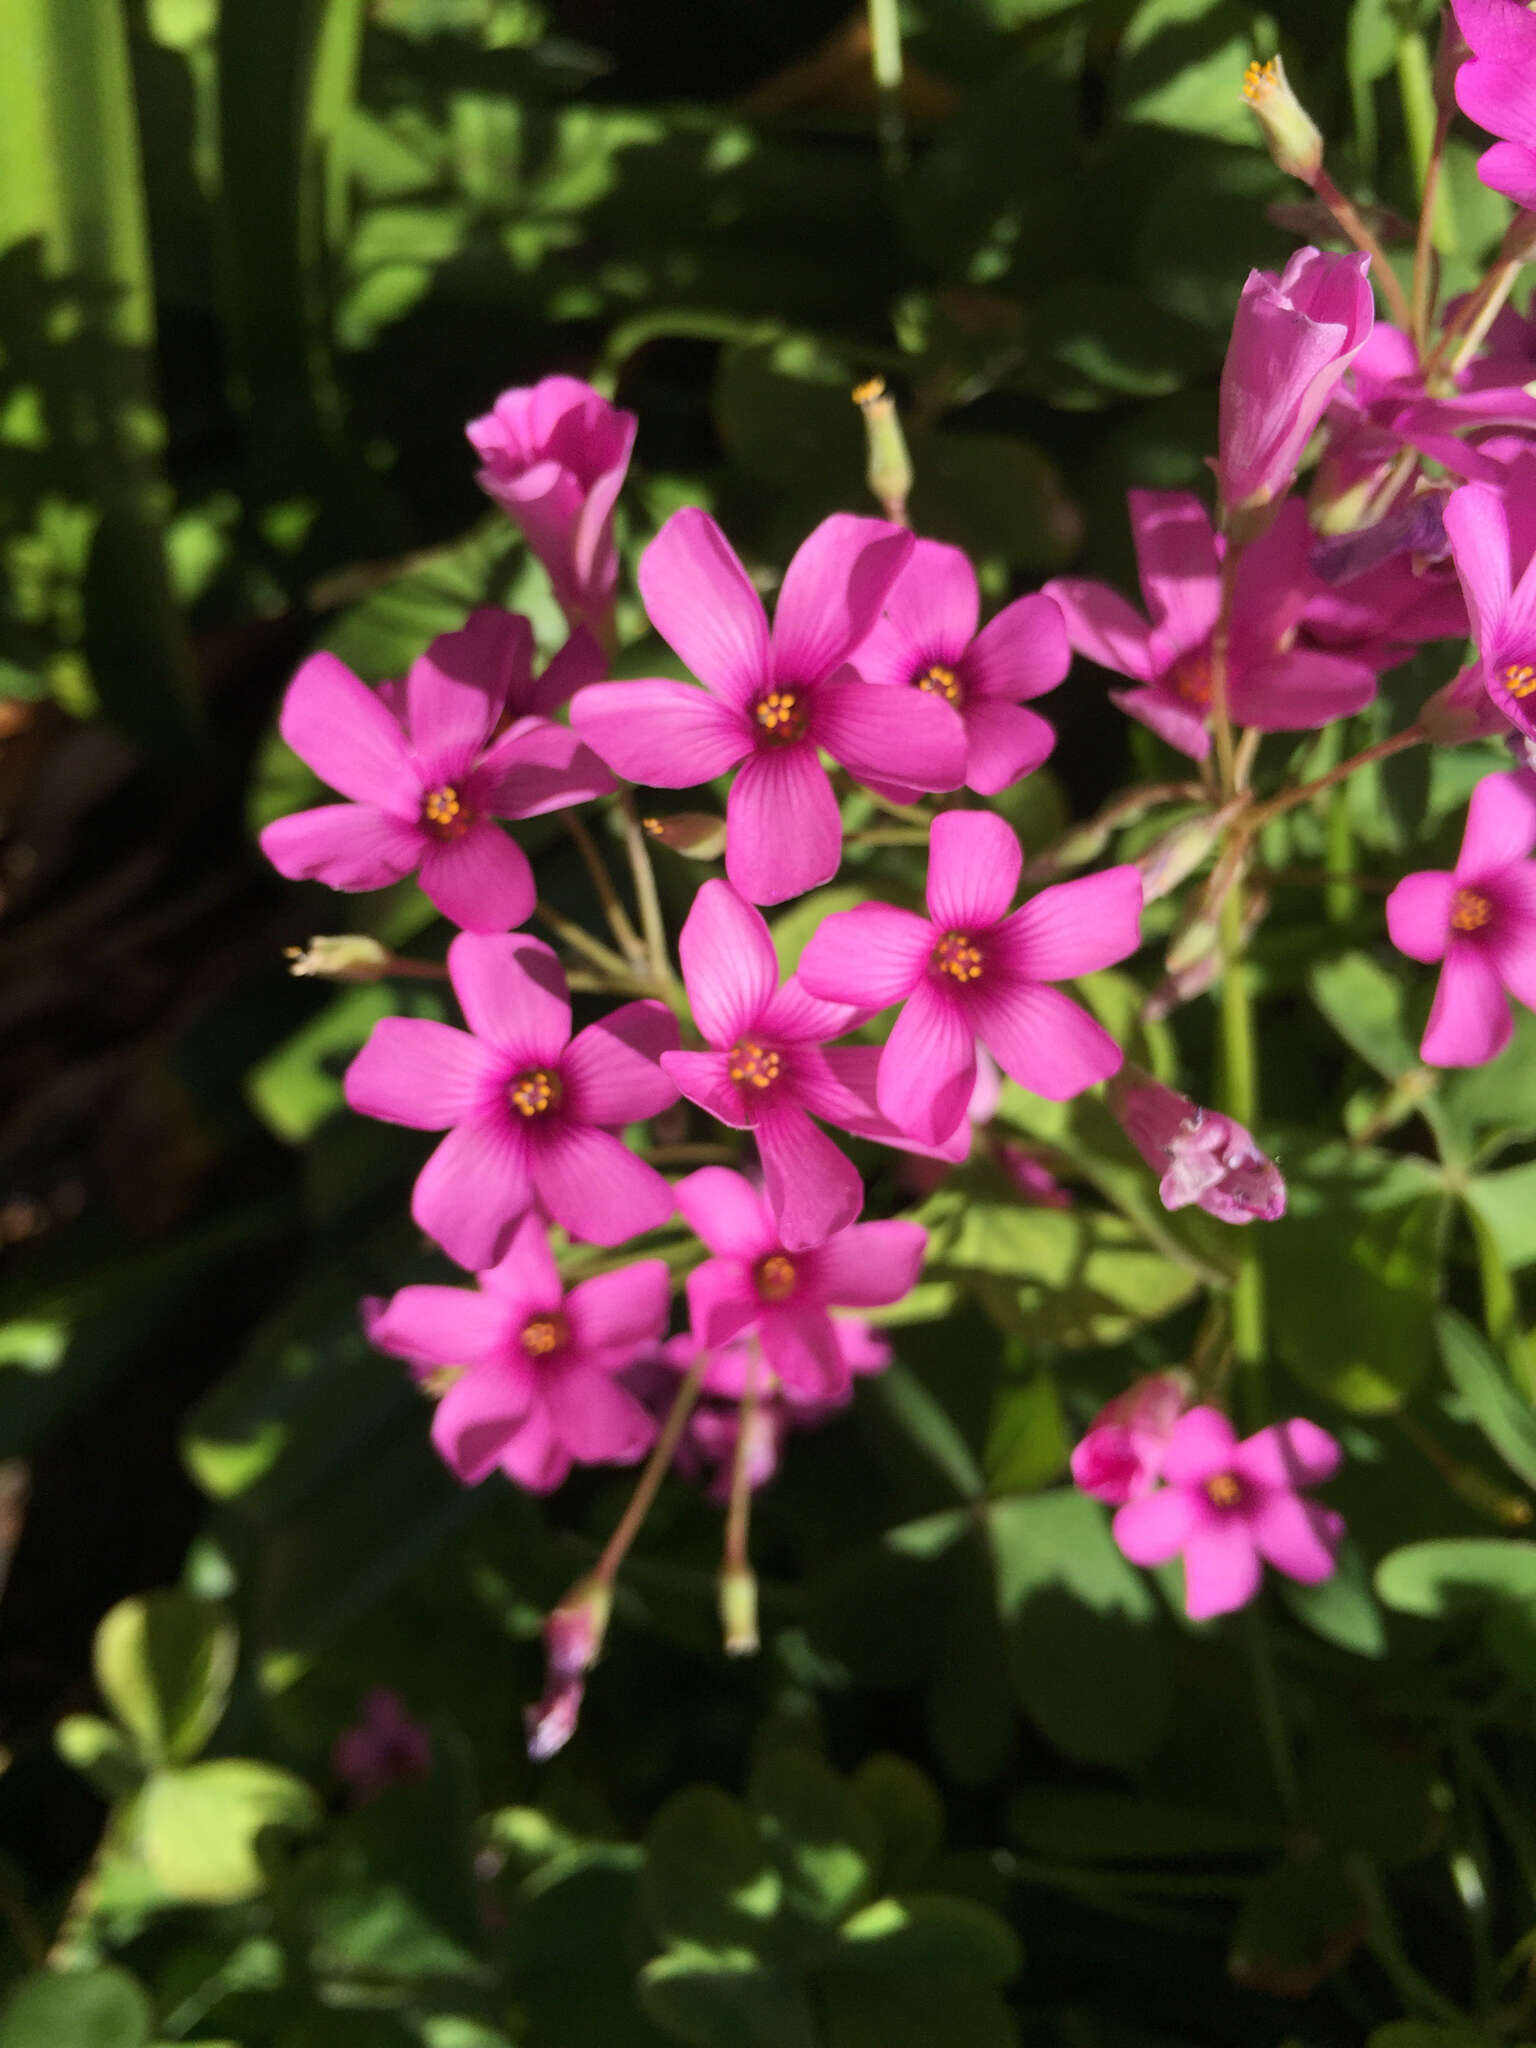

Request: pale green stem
left=867, top=0, right=906, bottom=178
left=1218, top=886, right=1265, bottom=1394
left=1242, top=1605, right=1299, bottom=1820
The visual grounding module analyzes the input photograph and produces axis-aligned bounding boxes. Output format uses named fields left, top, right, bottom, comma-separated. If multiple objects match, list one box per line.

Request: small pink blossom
left=1107, top=1069, right=1286, bottom=1224
left=1443, top=458, right=1536, bottom=739
left=1112, top=1406, right=1345, bottom=1620
left=1069, top=1371, right=1191, bottom=1505
left=677, top=1167, right=923, bottom=1401
left=332, top=1688, right=432, bottom=1802
left=570, top=510, right=966, bottom=904
left=1451, top=0, right=1536, bottom=212
left=260, top=611, right=611, bottom=932
left=345, top=933, right=679, bottom=1269
left=1387, top=770, right=1536, bottom=1066
left=798, top=810, right=1142, bottom=1146
left=467, top=377, right=636, bottom=633
left=365, top=1214, right=667, bottom=1492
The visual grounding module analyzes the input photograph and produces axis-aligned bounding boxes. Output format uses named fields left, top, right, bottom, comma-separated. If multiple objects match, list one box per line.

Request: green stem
left=1218, top=887, right=1265, bottom=1391
left=866, top=0, right=907, bottom=178
left=1242, top=1605, right=1299, bottom=1819
left=1348, top=1855, right=1470, bottom=2025
left=1324, top=782, right=1358, bottom=925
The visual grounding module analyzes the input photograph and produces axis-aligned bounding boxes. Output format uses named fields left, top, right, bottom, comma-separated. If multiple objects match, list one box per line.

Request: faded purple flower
left=1107, top=1068, right=1286, bottom=1224
left=332, top=1689, right=432, bottom=1802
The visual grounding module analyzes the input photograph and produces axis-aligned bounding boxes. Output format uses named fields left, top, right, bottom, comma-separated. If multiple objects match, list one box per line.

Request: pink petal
left=968, top=981, right=1122, bottom=1101
left=278, top=651, right=418, bottom=813
left=533, top=1123, right=674, bottom=1244
left=772, top=514, right=913, bottom=687
left=1228, top=649, right=1378, bottom=731
left=1386, top=871, right=1454, bottom=964
left=562, top=1001, right=680, bottom=1124
left=1458, top=770, right=1536, bottom=880
left=962, top=590, right=1071, bottom=703
left=544, top=1362, right=657, bottom=1463
left=424, top=608, right=534, bottom=727
left=1112, top=1486, right=1198, bottom=1566
left=1111, top=683, right=1211, bottom=762
left=760, top=1303, right=845, bottom=1399
left=406, top=642, right=496, bottom=781
left=1040, top=578, right=1158, bottom=682
left=479, top=1211, right=562, bottom=1308
left=530, top=624, right=607, bottom=715
left=1248, top=1495, right=1345, bottom=1584
left=1444, top=482, right=1514, bottom=650
left=813, top=677, right=966, bottom=793
left=678, top=879, right=779, bottom=1047
left=432, top=1360, right=535, bottom=1484
left=260, top=804, right=422, bottom=893
left=758, top=976, right=864, bottom=1044
left=754, top=1097, right=863, bottom=1251
left=638, top=507, right=771, bottom=707
left=797, top=902, right=932, bottom=1007
left=418, top=821, right=535, bottom=933
left=925, top=810, right=1022, bottom=930
left=674, top=1166, right=776, bottom=1258
left=877, top=979, right=977, bottom=1145
left=497, top=1401, right=573, bottom=1494
left=686, top=1255, right=760, bottom=1348
left=365, top=1284, right=513, bottom=1369
left=1458, top=32, right=1536, bottom=150
left=1232, top=1419, right=1342, bottom=1489
left=412, top=1116, right=534, bottom=1271
left=1181, top=1522, right=1263, bottom=1620
left=344, top=1018, right=502, bottom=1129
left=1421, top=943, right=1513, bottom=1066
left=1488, top=867, right=1536, bottom=1008
left=725, top=745, right=842, bottom=905
left=474, top=719, right=614, bottom=820
left=447, top=932, right=569, bottom=1060
left=565, top=1258, right=671, bottom=1356
left=992, top=867, right=1143, bottom=980
left=846, top=537, right=978, bottom=689
left=961, top=701, right=1056, bottom=795
left=661, top=1048, right=749, bottom=1128
left=1475, top=139, right=1536, bottom=212
left=1162, top=1406, right=1240, bottom=1484
left=798, top=1219, right=926, bottom=1308
left=567, top=679, right=751, bottom=785
left=1128, top=491, right=1222, bottom=652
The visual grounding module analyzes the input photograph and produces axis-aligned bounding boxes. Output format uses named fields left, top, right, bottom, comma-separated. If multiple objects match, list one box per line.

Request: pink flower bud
left=1108, top=1069, right=1286, bottom=1225
left=1069, top=1371, right=1191, bottom=1505
left=525, top=1574, right=612, bottom=1762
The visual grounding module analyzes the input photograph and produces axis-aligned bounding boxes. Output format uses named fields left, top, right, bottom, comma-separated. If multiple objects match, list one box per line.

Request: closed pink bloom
left=1112, top=1406, right=1345, bottom=1621
left=344, top=933, right=679, bottom=1269
left=1045, top=494, right=1377, bottom=762
left=797, top=811, right=1142, bottom=1146
left=1387, top=770, right=1536, bottom=1066
left=1443, top=458, right=1536, bottom=740
left=260, top=611, right=611, bottom=932
left=365, top=1214, right=667, bottom=1494
left=845, top=537, right=1068, bottom=798
left=677, top=1167, right=923, bottom=1401
left=332, top=1688, right=432, bottom=1802
left=467, top=376, right=636, bottom=632
left=997, top=1146, right=1075, bottom=1208
left=1107, top=1068, right=1286, bottom=1224
left=570, top=510, right=966, bottom=904
left=1070, top=1371, right=1191, bottom=1506
left=1217, top=247, right=1375, bottom=517
left=1452, top=0, right=1536, bottom=211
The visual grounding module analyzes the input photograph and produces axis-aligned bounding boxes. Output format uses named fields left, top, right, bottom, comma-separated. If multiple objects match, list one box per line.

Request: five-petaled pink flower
left=846, top=537, right=1069, bottom=798
left=1070, top=1371, right=1191, bottom=1505
left=677, top=1167, right=924, bottom=1400
left=1451, top=0, right=1536, bottom=213
left=1112, top=1406, right=1345, bottom=1620
left=1387, top=770, right=1536, bottom=1066
left=1044, top=495, right=1377, bottom=762
left=797, top=810, right=1142, bottom=1146
left=467, top=377, right=636, bottom=633
left=1217, top=246, right=1375, bottom=520
left=345, top=933, right=679, bottom=1268
left=260, top=611, right=611, bottom=932
left=365, top=1214, right=667, bottom=1493
left=1107, top=1068, right=1286, bottom=1223
left=569, top=509, right=966, bottom=904
left=1443, top=457, right=1536, bottom=740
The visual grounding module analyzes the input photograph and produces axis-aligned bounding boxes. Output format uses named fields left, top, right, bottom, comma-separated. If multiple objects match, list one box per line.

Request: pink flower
left=1107, top=1069, right=1286, bottom=1224
left=797, top=810, right=1142, bottom=1146
left=844, top=537, right=1068, bottom=797
left=332, top=1688, right=432, bottom=1801
left=1451, top=0, right=1536, bottom=211
left=677, top=1167, right=924, bottom=1400
left=1387, top=769, right=1536, bottom=1066
left=260, top=611, right=612, bottom=932
left=467, top=377, right=636, bottom=632
left=345, top=933, right=679, bottom=1268
left=663, top=880, right=956, bottom=1251
left=1217, top=247, right=1375, bottom=518
left=1443, top=458, right=1536, bottom=739
left=1069, top=1371, right=1191, bottom=1505
left=365, top=1214, right=667, bottom=1492
left=569, top=510, right=966, bottom=904
left=1113, top=1406, right=1345, bottom=1620
left=1044, top=495, right=1377, bottom=762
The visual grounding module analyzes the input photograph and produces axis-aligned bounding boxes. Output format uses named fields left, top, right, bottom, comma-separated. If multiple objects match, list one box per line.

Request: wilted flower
left=1107, top=1068, right=1286, bottom=1223
left=526, top=1573, right=613, bottom=1761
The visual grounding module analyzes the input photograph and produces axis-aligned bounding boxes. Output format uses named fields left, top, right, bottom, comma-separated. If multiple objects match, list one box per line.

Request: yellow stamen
left=932, top=929, right=984, bottom=983
left=728, top=1040, right=783, bottom=1089
left=756, top=1253, right=797, bottom=1302
left=754, top=688, right=808, bottom=744
left=916, top=662, right=962, bottom=707
left=851, top=377, right=887, bottom=408
left=1206, top=1473, right=1242, bottom=1508
left=422, top=783, right=472, bottom=839
left=521, top=1312, right=568, bottom=1357
left=509, top=1068, right=562, bottom=1117
left=1503, top=662, right=1536, bottom=700
left=1241, top=57, right=1279, bottom=103
left=1451, top=887, right=1493, bottom=934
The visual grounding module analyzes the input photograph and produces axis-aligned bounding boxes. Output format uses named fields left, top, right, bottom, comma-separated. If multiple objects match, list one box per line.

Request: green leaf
left=1436, top=1308, right=1536, bottom=1491
left=851, top=1757, right=943, bottom=1891
left=818, top=1972, right=1017, bottom=2048
left=1228, top=1847, right=1366, bottom=1995
left=133, top=1759, right=319, bottom=1903
left=638, top=1952, right=817, bottom=2048
left=92, top=1590, right=237, bottom=1766
left=643, top=1789, right=782, bottom=1953
left=1007, top=1786, right=1278, bottom=1862
left=1309, top=952, right=1425, bottom=1086
left=1465, top=1159, right=1536, bottom=1270
left=54, top=1714, right=142, bottom=1801
left=1375, top=1537, right=1536, bottom=1616
left=748, top=1747, right=879, bottom=1928
left=1118, top=0, right=1259, bottom=143
left=0, top=1969, right=150, bottom=2048
left=1276, top=1543, right=1390, bottom=1659
left=983, top=1371, right=1067, bottom=1494
left=832, top=1894, right=1020, bottom=1984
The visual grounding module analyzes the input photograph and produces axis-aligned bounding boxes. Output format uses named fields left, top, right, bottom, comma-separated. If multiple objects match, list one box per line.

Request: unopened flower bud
left=1164, top=913, right=1219, bottom=978
left=285, top=934, right=391, bottom=982
left=642, top=811, right=728, bottom=861
left=852, top=378, right=914, bottom=526
left=1421, top=669, right=1501, bottom=745
left=525, top=1573, right=611, bottom=1762
left=1070, top=1370, right=1191, bottom=1505
left=1138, top=813, right=1221, bottom=903
left=1241, top=55, right=1324, bottom=185
left=1107, top=1066, right=1286, bottom=1225
left=717, top=1561, right=759, bottom=1658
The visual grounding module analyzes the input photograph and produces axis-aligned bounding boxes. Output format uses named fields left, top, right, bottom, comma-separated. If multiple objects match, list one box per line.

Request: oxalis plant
left=26, top=3, right=1536, bottom=2044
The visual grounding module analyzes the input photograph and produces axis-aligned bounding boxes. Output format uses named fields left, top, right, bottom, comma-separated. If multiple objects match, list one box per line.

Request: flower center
left=520, top=1311, right=569, bottom=1358
left=915, top=661, right=963, bottom=708
left=1451, top=886, right=1493, bottom=933
left=421, top=1365, right=465, bottom=1396
left=1502, top=662, right=1536, bottom=701
left=729, top=1039, right=783, bottom=1090
left=1241, top=56, right=1279, bottom=104
left=1171, top=652, right=1212, bottom=709
left=931, top=929, right=984, bottom=983
left=1206, top=1472, right=1242, bottom=1508
left=754, top=688, right=809, bottom=745
left=421, top=783, right=473, bottom=839
left=509, top=1067, right=562, bottom=1118
left=755, top=1253, right=798, bottom=1302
